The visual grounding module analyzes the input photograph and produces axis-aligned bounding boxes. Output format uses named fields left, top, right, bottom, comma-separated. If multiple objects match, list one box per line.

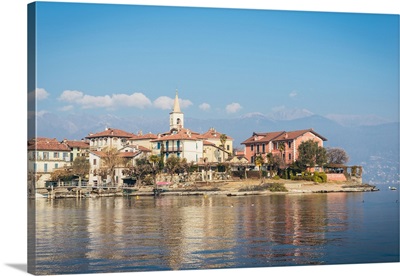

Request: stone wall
left=326, top=173, right=347, bottom=182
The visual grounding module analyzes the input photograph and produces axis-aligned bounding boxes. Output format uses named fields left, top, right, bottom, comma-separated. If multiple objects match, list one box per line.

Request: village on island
left=28, top=92, right=377, bottom=199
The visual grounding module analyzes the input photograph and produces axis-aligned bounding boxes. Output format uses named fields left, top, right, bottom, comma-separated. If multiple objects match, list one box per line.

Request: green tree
left=255, top=154, right=265, bottom=179
left=297, top=140, right=327, bottom=170
left=278, top=141, right=285, bottom=159
left=72, top=156, right=90, bottom=187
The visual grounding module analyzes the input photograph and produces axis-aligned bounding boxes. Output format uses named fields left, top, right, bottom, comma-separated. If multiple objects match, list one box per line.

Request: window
left=43, top=152, right=49, bottom=160
left=227, top=145, right=230, bottom=151
left=256, top=145, right=260, bottom=153
left=44, top=163, right=48, bottom=172
left=93, top=159, right=97, bottom=166
left=289, top=153, right=292, bottom=160
left=63, top=152, right=68, bottom=158
left=288, top=141, right=292, bottom=148
left=54, top=152, right=59, bottom=158
left=250, top=145, right=254, bottom=151
left=262, top=144, right=265, bottom=153
left=55, top=163, right=58, bottom=169
left=157, top=142, right=161, bottom=149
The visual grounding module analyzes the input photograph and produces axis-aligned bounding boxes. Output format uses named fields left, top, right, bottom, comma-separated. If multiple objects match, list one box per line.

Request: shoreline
left=33, top=180, right=379, bottom=199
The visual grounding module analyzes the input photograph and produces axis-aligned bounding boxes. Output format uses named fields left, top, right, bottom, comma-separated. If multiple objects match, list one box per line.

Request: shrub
left=238, top=183, right=288, bottom=192
left=272, top=175, right=280, bottom=180
left=267, top=183, right=288, bottom=192
left=290, top=172, right=327, bottom=183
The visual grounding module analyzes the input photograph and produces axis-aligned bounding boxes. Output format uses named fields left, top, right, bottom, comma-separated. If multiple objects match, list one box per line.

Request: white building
left=151, top=128, right=204, bottom=163
left=85, top=127, right=136, bottom=151
left=28, top=137, right=71, bottom=188
left=88, top=145, right=151, bottom=187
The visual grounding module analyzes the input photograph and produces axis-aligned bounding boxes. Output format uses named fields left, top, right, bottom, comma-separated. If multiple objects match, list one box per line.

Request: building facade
left=241, top=129, right=327, bottom=165
left=61, top=139, right=90, bottom=161
left=28, top=137, right=72, bottom=187
left=86, top=128, right=136, bottom=151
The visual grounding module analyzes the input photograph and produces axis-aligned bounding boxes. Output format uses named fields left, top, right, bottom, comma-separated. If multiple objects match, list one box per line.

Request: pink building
left=241, top=129, right=327, bottom=165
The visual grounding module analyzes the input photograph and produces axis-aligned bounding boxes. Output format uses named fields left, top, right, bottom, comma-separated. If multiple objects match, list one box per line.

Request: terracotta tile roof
left=241, top=131, right=284, bottom=144
left=152, top=128, right=200, bottom=141
left=119, top=151, right=142, bottom=158
left=62, top=140, right=90, bottom=149
left=86, top=128, right=136, bottom=139
left=130, top=133, right=158, bottom=140
left=138, top=146, right=151, bottom=152
left=90, top=150, right=141, bottom=158
left=274, top=129, right=327, bottom=141
left=241, top=129, right=327, bottom=144
left=201, top=128, right=233, bottom=140
left=203, top=140, right=216, bottom=146
left=28, top=137, right=71, bottom=151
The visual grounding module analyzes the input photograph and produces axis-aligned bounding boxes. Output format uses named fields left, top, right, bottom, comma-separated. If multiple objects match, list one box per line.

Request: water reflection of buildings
left=236, top=193, right=354, bottom=265
left=33, top=193, right=361, bottom=273
left=153, top=196, right=238, bottom=270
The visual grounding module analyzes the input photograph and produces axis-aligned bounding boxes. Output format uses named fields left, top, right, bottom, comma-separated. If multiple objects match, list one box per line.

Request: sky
left=32, top=2, right=399, bottom=123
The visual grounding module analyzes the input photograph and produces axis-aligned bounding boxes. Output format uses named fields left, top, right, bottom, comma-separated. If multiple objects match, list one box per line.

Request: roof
left=86, top=128, right=136, bottom=139
left=274, top=129, right=327, bottom=141
left=120, top=145, right=151, bottom=152
left=201, top=127, right=233, bottom=140
left=226, top=156, right=249, bottom=164
left=129, top=133, right=158, bottom=140
left=241, top=129, right=327, bottom=144
left=241, top=131, right=284, bottom=144
left=62, top=140, right=90, bottom=149
left=28, top=137, right=71, bottom=151
left=203, top=140, right=216, bottom=146
left=152, top=128, right=201, bottom=142
left=90, top=150, right=142, bottom=158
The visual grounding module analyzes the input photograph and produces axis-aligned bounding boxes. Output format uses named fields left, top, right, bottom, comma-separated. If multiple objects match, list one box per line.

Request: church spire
left=169, top=89, right=184, bottom=131
left=172, top=89, right=181, bottom=113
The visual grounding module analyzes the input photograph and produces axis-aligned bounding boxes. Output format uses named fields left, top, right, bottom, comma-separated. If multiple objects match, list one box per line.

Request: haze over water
left=30, top=187, right=399, bottom=274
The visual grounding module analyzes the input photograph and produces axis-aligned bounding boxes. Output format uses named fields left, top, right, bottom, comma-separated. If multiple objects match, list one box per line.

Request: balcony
left=164, top=146, right=183, bottom=152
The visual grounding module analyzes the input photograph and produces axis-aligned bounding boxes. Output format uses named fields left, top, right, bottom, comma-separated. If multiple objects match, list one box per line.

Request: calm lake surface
left=30, top=186, right=399, bottom=275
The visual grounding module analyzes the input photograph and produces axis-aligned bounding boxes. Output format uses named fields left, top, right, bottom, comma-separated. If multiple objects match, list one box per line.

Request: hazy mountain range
left=34, top=111, right=399, bottom=184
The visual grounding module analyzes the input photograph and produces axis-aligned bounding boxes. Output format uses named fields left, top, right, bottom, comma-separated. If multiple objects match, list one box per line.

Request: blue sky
left=33, top=2, right=399, bottom=122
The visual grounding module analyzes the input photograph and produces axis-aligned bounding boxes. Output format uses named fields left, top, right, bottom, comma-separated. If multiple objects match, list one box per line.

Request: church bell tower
left=169, top=90, right=184, bottom=132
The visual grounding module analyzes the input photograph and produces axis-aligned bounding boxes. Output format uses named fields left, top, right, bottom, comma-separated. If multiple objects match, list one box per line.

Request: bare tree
left=327, top=147, right=349, bottom=164
left=124, top=157, right=152, bottom=187
left=100, top=147, right=123, bottom=187
left=165, top=155, right=181, bottom=182
left=72, top=156, right=90, bottom=187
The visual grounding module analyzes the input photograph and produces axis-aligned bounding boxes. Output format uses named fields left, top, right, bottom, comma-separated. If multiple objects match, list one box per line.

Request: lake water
left=29, top=186, right=399, bottom=275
